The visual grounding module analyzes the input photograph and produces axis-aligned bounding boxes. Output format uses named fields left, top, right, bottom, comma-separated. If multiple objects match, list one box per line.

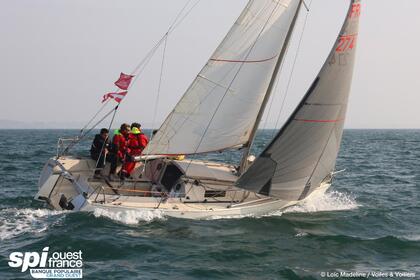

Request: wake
left=92, top=208, right=166, bottom=225
left=281, top=190, right=359, bottom=215
left=0, top=208, right=64, bottom=241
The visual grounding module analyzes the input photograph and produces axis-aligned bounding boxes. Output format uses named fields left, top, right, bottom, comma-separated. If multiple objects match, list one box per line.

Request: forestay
left=144, top=0, right=302, bottom=155
left=237, top=0, right=361, bottom=200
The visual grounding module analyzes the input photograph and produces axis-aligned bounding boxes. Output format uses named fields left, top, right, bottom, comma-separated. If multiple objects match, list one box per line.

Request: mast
left=238, top=0, right=304, bottom=174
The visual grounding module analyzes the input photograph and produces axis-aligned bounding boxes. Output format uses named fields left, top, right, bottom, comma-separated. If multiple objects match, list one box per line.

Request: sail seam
left=293, top=118, right=344, bottom=123
left=209, top=54, right=278, bottom=64
left=304, top=103, right=343, bottom=106
left=197, top=75, right=235, bottom=92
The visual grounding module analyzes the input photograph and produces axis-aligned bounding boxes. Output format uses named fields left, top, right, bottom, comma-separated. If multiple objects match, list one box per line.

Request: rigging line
left=261, top=41, right=292, bottom=132
left=80, top=100, right=111, bottom=135
left=151, top=38, right=168, bottom=138
left=261, top=78, right=279, bottom=131
left=62, top=106, right=118, bottom=155
left=142, top=0, right=201, bottom=75
left=302, top=0, right=310, bottom=11
left=79, top=2, right=177, bottom=136
left=127, top=0, right=203, bottom=101
left=272, top=0, right=313, bottom=138
left=168, top=0, right=194, bottom=31
left=74, top=44, right=162, bottom=150
left=65, top=0, right=202, bottom=154
left=184, top=1, right=284, bottom=172
left=93, top=105, right=119, bottom=176
left=143, top=37, right=169, bottom=172
left=131, top=0, right=201, bottom=75
left=131, top=36, right=168, bottom=76
left=171, top=0, right=203, bottom=32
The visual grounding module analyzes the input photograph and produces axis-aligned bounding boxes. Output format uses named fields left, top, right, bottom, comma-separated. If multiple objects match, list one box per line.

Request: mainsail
left=236, top=0, right=361, bottom=200
left=144, top=0, right=302, bottom=155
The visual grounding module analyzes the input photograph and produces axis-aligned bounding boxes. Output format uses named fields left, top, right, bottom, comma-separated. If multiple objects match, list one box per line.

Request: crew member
left=90, top=128, right=110, bottom=177
left=129, top=123, right=148, bottom=154
left=120, top=126, right=149, bottom=178
left=131, top=122, right=141, bottom=130
left=109, top=123, right=130, bottom=179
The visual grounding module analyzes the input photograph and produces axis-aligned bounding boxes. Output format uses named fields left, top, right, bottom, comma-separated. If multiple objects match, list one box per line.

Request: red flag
left=102, top=91, right=128, bottom=103
left=114, top=72, right=134, bottom=90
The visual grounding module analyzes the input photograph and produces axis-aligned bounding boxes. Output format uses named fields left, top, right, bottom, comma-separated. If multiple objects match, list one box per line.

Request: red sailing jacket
left=127, top=133, right=149, bottom=156
left=112, top=133, right=129, bottom=158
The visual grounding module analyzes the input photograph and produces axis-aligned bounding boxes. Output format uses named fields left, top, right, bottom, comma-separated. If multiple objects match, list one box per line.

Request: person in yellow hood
left=120, top=125, right=149, bottom=178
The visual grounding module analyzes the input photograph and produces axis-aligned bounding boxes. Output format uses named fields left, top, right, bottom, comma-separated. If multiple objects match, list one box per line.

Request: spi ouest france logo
left=8, top=247, right=83, bottom=279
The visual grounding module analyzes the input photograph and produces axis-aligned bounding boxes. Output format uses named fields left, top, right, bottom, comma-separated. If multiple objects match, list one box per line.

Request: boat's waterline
left=82, top=183, right=330, bottom=220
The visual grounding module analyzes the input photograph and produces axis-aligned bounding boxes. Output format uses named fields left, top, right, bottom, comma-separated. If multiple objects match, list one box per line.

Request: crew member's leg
left=94, top=154, right=106, bottom=175
left=109, top=153, right=118, bottom=175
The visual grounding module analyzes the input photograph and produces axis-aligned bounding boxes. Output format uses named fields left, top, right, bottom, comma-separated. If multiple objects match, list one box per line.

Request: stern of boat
left=35, top=157, right=90, bottom=211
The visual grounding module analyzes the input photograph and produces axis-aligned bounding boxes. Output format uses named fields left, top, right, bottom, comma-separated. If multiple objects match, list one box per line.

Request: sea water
left=0, top=129, right=419, bottom=279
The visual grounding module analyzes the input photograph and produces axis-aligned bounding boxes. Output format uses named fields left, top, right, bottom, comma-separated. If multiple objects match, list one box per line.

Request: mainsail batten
left=144, top=0, right=302, bottom=156
left=236, top=0, right=361, bottom=200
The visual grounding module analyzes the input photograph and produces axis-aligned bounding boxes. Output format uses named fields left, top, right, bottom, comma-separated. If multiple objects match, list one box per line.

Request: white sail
left=237, top=0, right=361, bottom=200
left=144, top=0, right=302, bottom=155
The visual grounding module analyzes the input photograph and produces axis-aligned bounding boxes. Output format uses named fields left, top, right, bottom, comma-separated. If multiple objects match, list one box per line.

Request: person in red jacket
left=120, top=126, right=149, bottom=178
left=108, top=123, right=130, bottom=180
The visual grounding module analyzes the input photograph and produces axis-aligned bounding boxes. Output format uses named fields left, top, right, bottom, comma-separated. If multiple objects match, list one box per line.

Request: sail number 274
left=336, top=2, right=360, bottom=53
left=336, top=34, right=357, bottom=53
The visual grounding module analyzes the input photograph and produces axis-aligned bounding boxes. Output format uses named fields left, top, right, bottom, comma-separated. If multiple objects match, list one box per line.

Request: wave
left=92, top=208, right=166, bottom=225
left=309, top=234, right=420, bottom=248
left=0, top=208, right=65, bottom=240
left=400, top=234, right=420, bottom=241
left=262, top=190, right=359, bottom=217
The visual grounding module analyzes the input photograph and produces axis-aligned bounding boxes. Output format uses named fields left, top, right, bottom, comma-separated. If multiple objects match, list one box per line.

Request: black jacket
left=90, top=134, right=109, bottom=158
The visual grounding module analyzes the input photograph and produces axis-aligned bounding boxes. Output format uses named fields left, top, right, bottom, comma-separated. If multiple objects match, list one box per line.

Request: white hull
left=82, top=184, right=330, bottom=219
left=35, top=157, right=331, bottom=220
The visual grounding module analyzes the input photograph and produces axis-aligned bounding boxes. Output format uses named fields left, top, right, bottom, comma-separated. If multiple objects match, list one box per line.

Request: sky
left=0, top=0, right=419, bottom=129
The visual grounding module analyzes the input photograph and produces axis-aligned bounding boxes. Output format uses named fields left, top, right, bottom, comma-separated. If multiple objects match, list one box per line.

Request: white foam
left=92, top=208, right=166, bottom=225
left=400, top=234, right=420, bottom=241
left=0, top=208, right=64, bottom=240
left=283, top=190, right=359, bottom=214
left=295, top=231, right=309, bottom=237
left=205, top=213, right=256, bottom=220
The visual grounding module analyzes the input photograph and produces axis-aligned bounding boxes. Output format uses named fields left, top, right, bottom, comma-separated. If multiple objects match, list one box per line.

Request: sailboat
left=35, top=0, right=361, bottom=219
